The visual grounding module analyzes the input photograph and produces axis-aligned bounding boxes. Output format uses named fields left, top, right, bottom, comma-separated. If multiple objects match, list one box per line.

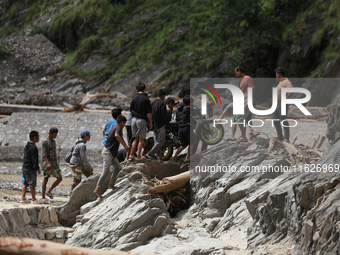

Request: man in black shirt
left=171, top=95, right=193, bottom=163
left=94, top=115, right=130, bottom=199
left=129, top=82, right=152, bottom=161
left=146, top=89, right=169, bottom=162
left=21, top=131, right=41, bottom=204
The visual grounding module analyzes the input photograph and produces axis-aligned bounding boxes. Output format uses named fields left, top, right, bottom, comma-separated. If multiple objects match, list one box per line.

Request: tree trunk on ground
left=0, top=237, right=149, bottom=255
left=148, top=171, right=190, bottom=194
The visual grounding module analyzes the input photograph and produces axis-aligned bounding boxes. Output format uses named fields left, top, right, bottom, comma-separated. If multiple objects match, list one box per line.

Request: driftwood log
left=0, top=237, right=149, bottom=255
left=59, top=92, right=118, bottom=113
left=18, top=91, right=52, bottom=105
left=148, top=171, right=190, bottom=194
left=59, top=102, right=83, bottom=113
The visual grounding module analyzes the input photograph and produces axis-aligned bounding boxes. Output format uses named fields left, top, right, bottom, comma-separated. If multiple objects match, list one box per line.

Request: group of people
left=20, top=66, right=293, bottom=203
left=21, top=82, right=192, bottom=202
left=218, top=66, right=293, bottom=143
left=21, top=128, right=62, bottom=204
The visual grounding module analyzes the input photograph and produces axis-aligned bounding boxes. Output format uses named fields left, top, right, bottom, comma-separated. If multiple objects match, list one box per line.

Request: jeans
left=148, top=126, right=166, bottom=160
left=95, top=147, right=122, bottom=190
left=273, top=104, right=290, bottom=141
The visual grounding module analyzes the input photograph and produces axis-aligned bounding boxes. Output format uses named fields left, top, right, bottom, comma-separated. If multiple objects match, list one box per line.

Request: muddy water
left=0, top=162, right=103, bottom=198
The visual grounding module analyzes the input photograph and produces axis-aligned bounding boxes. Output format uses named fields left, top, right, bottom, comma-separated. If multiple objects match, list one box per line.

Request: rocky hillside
left=49, top=96, right=340, bottom=255
left=0, top=0, right=340, bottom=98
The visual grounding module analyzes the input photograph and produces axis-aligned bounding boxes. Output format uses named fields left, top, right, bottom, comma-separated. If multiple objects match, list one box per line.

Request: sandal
left=183, top=159, right=190, bottom=163
left=226, top=138, right=236, bottom=141
left=45, top=192, right=53, bottom=199
left=20, top=199, right=31, bottom=203
left=40, top=199, right=50, bottom=204
left=145, top=154, right=154, bottom=160
left=136, top=156, right=146, bottom=161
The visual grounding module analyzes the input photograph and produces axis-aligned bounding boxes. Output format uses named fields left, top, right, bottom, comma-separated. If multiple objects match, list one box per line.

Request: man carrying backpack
left=69, top=130, right=94, bottom=193
left=171, top=95, right=193, bottom=163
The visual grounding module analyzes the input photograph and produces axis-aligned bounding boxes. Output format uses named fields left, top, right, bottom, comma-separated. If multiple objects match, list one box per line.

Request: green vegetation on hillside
left=0, top=0, right=339, bottom=81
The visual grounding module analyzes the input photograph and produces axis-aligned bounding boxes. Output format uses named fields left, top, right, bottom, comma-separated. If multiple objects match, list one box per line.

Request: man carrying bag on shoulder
left=69, top=130, right=94, bottom=194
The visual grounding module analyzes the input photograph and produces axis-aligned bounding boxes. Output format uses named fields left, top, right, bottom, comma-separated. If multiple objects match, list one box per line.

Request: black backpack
left=65, top=139, right=84, bottom=163
left=175, top=103, right=186, bottom=124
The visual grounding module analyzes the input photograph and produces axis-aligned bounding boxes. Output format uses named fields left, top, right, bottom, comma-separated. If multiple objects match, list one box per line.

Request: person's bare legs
left=171, top=146, right=187, bottom=161
left=94, top=189, right=103, bottom=199
left=42, top=177, right=49, bottom=199
left=185, top=144, right=192, bottom=161
left=46, top=177, right=62, bottom=195
left=219, top=110, right=228, bottom=120
left=136, top=137, right=144, bottom=159
left=130, top=137, right=139, bottom=158
left=21, top=185, right=27, bottom=201
left=231, top=123, right=237, bottom=139
left=30, top=187, right=36, bottom=201
left=239, top=126, right=247, bottom=141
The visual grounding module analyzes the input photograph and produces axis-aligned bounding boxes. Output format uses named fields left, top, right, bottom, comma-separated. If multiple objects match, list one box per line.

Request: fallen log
left=266, top=137, right=276, bottom=154
left=80, top=92, right=117, bottom=107
left=59, top=102, right=83, bottom=113
left=59, top=93, right=118, bottom=113
left=317, top=136, right=326, bottom=149
left=18, top=91, right=51, bottom=105
left=283, top=141, right=301, bottom=156
left=0, top=236, right=149, bottom=255
left=148, top=171, right=190, bottom=194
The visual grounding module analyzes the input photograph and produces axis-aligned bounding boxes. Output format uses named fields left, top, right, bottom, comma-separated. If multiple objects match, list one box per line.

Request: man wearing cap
left=129, top=81, right=152, bottom=161
left=41, top=127, right=62, bottom=201
left=69, top=130, right=94, bottom=193
left=274, top=67, right=293, bottom=142
left=102, top=108, right=122, bottom=146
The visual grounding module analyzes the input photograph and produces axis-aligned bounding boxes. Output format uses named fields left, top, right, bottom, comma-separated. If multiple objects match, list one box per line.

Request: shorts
left=179, top=126, right=191, bottom=147
left=43, top=168, right=62, bottom=178
left=234, top=112, right=251, bottom=127
left=131, top=117, right=147, bottom=139
left=22, top=170, right=37, bottom=187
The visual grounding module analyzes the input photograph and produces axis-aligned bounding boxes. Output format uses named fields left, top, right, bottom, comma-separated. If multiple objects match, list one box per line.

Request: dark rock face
left=277, top=20, right=326, bottom=78
left=326, top=94, right=340, bottom=145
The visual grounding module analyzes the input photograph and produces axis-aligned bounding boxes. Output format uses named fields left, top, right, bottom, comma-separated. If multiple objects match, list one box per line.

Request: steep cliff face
left=327, top=94, right=340, bottom=145
left=1, top=0, right=340, bottom=99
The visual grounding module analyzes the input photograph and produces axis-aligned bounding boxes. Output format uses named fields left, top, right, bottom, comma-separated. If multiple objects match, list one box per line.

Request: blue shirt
left=102, top=119, right=117, bottom=146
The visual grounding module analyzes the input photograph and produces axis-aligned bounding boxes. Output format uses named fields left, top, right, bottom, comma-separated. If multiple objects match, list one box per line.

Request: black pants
left=125, top=125, right=134, bottom=146
left=272, top=104, right=290, bottom=141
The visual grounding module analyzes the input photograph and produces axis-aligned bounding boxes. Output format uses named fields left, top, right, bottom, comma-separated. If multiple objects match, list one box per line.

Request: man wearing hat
left=69, top=130, right=94, bottom=193
left=41, top=127, right=62, bottom=202
left=274, top=67, right=293, bottom=142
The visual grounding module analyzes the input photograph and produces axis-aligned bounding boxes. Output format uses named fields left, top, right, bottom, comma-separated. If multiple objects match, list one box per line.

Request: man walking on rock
left=94, top=115, right=130, bottom=199
left=41, top=127, right=62, bottom=202
left=129, top=82, right=152, bottom=161
left=21, top=131, right=43, bottom=204
left=273, top=67, right=293, bottom=142
left=69, top=130, right=94, bottom=193
left=102, top=108, right=122, bottom=146
left=146, top=89, right=170, bottom=162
